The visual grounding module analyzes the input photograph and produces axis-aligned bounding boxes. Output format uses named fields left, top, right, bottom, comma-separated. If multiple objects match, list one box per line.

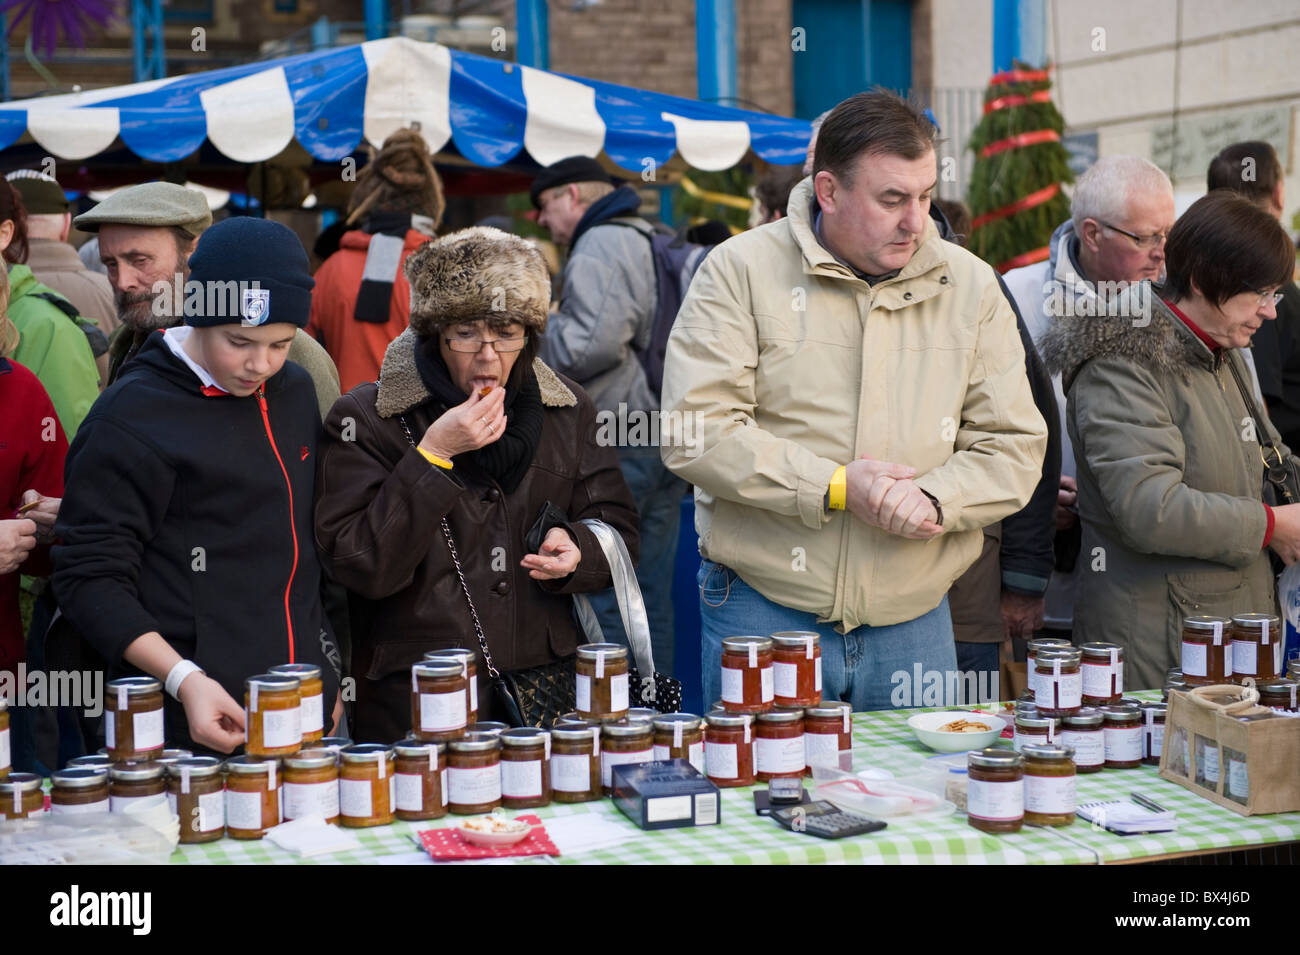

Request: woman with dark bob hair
left=314, top=227, right=638, bottom=739
left=1040, top=190, right=1298, bottom=690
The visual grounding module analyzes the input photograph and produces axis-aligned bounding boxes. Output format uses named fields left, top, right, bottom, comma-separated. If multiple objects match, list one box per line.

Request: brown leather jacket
left=314, top=329, right=639, bottom=740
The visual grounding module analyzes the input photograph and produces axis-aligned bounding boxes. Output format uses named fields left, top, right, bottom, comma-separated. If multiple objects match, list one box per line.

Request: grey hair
left=1070, top=155, right=1172, bottom=225
left=803, top=109, right=834, bottom=175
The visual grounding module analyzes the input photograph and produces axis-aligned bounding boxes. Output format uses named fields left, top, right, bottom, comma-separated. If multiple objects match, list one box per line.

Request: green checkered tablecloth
left=171, top=696, right=1300, bottom=865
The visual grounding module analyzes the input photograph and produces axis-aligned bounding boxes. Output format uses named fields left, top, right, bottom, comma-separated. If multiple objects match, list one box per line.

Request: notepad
left=1077, top=798, right=1177, bottom=834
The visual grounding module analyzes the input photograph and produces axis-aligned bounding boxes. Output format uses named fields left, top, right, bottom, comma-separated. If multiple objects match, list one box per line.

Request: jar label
left=501, top=758, right=543, bottom=799
left=441, top=768, right=448, bottom=806
left=600, top=747, right=653, bottom=788
left=804, top=731, right=841, bottom=769
left=652, top=742, right=705, bottom=774
left=610, top=672, right=629, bottom=713
left=967, top=778, right=1023, bottom=822
left=51, top=798, right=110, bottom=816
left=816, top=657, right=823, bottom=693
left=225, top=788, right=267, bottom=831
left=110, top=793, right=163, bottom=814
left=755, top=734, right=805, bottom=774
left=1227, top=757, right=1249, bottom=800
left=720, top=666, right=744, bottom=704
left=1199, top=741, right=1221, bottom=784
left=773, top=662, right=798, bottom=700
left=760, top=666, right=774, bottom=703
left=0, top=726, right=8, bottom=771
left=261, top=706, right=302, bottom=749
left=419, top=690, right=468, bottom=733
left=340, top=777, right=375, bottom=818
left=105, top=714, right=115, bottom=750
left=705, top=741, right=738, bottom=780
left=174, top=790, right=225, bottom=831
left=575, top=673, right=591, bottom=713
left=1025, top=772, right=1076, bottom=815
left=1104, top=725, right=1142, bottom=762
left=395, top=772, right=428, bottom=812
left=132, top=707, right=164, bottom=752
left=301, top=692, right=325, bottom=734
left=1081, top=661, right=1118, bottom=699
left=1145, top=723, right=1165, bottom=760
left=1059, top=729, right=1104, bottom=766
left=448, top=764, right=502, bottom=805
left=1036, top=670, right=1082, bottom=709
left=284, top=779, right=340, bottom=820
left=551, top=753, right=592, bottom=793
left=1232, top=640, right=1258, bottom=677
left=1181, top=640, right=1208, bottom=677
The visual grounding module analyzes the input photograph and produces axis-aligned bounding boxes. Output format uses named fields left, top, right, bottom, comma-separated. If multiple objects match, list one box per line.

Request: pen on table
left=1130, top=792, right=1167, bottom=814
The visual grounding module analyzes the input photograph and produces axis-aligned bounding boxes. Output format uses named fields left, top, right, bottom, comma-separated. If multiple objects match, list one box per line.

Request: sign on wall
left=1151, top=106, right=1293, bottom=181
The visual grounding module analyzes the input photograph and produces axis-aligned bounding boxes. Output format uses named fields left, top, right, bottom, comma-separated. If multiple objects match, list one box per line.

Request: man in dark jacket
left=53, top=218, right=341, bottom=754
left=532, top=156, right=684, bottom=677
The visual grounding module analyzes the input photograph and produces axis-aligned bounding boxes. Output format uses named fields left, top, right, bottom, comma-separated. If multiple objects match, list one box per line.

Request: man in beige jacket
left=661, top=90, right=1047, bottom=709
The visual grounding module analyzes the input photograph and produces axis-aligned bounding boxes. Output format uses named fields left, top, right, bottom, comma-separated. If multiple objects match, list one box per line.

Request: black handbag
left=1226, top=358, right=1300, bottom=507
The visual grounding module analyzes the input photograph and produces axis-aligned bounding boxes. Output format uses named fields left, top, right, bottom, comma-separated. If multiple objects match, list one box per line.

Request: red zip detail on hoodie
left=257, top=385, right=298, bottom=663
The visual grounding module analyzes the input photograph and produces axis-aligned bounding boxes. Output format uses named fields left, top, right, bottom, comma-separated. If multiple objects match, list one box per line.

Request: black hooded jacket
left=52, top=330, right=340, bottom=752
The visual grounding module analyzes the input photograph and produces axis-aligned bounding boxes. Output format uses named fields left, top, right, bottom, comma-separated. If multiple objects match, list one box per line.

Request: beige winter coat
left=660, top=177, right=1047, bottom=630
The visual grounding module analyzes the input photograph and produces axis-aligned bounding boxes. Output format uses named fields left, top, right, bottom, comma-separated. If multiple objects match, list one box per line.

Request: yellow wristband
left=828, top=465, right=848, bottom=511
left=417, top=446, right=454, bottom=470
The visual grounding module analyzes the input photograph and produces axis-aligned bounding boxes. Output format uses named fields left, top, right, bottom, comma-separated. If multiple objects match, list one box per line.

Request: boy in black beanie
left=53, top=218, right=341, bottom=754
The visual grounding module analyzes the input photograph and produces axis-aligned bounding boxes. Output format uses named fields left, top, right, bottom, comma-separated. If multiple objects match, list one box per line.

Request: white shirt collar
left=162, top=326, right=227, bottom=393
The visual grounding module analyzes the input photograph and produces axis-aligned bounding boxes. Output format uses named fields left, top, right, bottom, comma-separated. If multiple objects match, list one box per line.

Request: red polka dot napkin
left=417, top=815, right=559, bottom=860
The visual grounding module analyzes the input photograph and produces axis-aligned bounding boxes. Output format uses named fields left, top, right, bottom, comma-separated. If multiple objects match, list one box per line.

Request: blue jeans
left=698, top=559, right=958, bottom=711
left=587, top=446, right=686, bottom=677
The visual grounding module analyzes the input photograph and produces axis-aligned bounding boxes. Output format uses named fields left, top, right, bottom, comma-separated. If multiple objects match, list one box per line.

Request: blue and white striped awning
left=0, top=36, right=810, bottom=171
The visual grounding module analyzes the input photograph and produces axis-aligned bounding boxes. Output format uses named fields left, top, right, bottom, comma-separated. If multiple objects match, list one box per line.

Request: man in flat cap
left=74, top=181, right=341, bottom=418
left=531, top=155, right=684, bottom=678
left=7, top=170, right=116, bottom=340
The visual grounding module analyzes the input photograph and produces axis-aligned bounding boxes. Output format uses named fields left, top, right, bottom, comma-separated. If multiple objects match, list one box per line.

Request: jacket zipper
left=256, top=385, right=298, bottom=663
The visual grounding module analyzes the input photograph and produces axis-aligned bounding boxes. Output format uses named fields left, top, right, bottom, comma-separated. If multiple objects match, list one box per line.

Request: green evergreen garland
left=967, top=61, right=1074, bottom=271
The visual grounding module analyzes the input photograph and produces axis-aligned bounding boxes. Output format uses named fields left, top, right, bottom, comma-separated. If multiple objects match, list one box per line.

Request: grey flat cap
left=73, top=181, right=213, bottom=236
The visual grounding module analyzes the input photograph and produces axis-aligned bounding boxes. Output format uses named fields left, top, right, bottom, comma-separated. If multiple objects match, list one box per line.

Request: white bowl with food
left=456, top=815, right=536, bottom=846
left=906, top=711, right=1007, bottom=753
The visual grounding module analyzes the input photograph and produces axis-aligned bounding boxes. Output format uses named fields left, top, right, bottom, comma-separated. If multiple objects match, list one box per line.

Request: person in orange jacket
left=307, top=129, right=445, bottom=393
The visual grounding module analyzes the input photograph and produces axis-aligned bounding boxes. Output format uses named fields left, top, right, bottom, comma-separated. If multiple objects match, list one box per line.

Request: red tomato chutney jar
left=1230, top=612, right=1282, bottom=685
left=770, top=631, right=822, bottom=707
left=754, top=709, right=804, bottom=781
left=1181, top=615, right=1232, bottom=687
left=803, top=701, right=852, bottom=773
left=1079, top=642, right=1123, bottom=706
left=703, top=711, right=755, bottom=787
left=720, top=635, right=774, bottom=714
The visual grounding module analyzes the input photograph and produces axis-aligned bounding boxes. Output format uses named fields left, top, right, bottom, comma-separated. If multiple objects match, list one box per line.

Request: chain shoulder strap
left=398, top=414, right=499, bottom=679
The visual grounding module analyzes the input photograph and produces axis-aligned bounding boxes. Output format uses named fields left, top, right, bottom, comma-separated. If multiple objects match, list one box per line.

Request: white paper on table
left=541, top=814, right=647, bottom=855
left=265, top=814, right=362, bottom=857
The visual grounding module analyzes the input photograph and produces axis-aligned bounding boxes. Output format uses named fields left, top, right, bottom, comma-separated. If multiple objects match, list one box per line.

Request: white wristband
left=165, top=660, right=204, bottom=701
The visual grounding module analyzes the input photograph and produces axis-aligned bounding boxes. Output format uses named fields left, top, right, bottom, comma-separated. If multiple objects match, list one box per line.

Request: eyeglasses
left=1099, top=220, right=1169, bottom=251
left=1250, top=288, right=1285, bottom=308
left=444, top=334, right=527, bottom=354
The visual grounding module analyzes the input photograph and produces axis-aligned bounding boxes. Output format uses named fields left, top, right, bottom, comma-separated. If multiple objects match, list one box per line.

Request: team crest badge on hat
left=241, top=287, right=270, bottom=326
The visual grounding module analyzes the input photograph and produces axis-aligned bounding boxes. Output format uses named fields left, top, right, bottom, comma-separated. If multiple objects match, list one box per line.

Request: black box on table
left=610, top=759, right=722, bottom=830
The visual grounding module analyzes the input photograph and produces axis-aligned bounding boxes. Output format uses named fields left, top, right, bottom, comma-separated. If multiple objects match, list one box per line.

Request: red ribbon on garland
left=989, top=67, right=1053, bottom=85
left=983, top=90, right=1052, bottom=114
left=971, top=183, right=1061, bottom=230
left=980, top=129, right=1060, bottom=158
left=996, top=246, right=1050, bottom=273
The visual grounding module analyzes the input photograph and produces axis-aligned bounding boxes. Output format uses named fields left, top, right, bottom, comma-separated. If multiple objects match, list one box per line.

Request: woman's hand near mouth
left=419, top=385, right=508, bottom=459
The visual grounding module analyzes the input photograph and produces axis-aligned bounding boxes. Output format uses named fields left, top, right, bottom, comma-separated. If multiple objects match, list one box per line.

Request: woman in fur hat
left=314, top=227, right=639, bottom=739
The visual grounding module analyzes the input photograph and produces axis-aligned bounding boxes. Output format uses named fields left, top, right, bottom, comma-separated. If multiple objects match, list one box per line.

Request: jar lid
left=67, top=755, right=113, bottom=770
left=105, top=675, right=162, bottom=697
left=1183, top=615, right=1231, bottom=632
left=393, top=737, right=446, bottom=757
left=704, top=712, right=753, bottom=728
left=1231, top=612, right=1281, bottom=630
left=109, top=761, right=165, bottom=782
left=756, top=709, right=803, bottom=725
left=967, top=748, right=1023, bottom=769
left=770, top=631, right=820, bottom=649
left=651, top=713, right=702, bottom=733
left=575, top=643, right=628, bottom=662
left=551, top=725, right=599, bottom=743
left=1063, top=706, right=1104, bottom=728
left=424, top=648, right=474, bottom=664
left=244, top=673, right=300, bottom=693
left=501, top=727, right=551, bottom=748
left=601, top=719, right=654, bottom=738
left=167, top=756, right=223, bottom=779
left=1026, top=637, right=1071, bottom=653
left=553, top=715, right=599, bottom=730
left=412, top=661, right=465, bottom=680
left=626, top=708, right=658, bottom=722
left=269, top=663, right=322, bottom=681
left=1034, top=646, right=1082, bottom=665
left=721, top=635, right=774, bottom=653
left=224, top=756, right=278, bottom=776
left=1079, top=642, right=1123, bottom=659
left=1014, top=712, right=1058, bottom=730
left=160, top=748, right=192, bottom=760
left=341, top=743, right=396, bottom=763
left=804, top=701, right=851, bottom=719
left=1259, top=680, right=1299, bottom=695
left=317, top=737, right=352, bottom=753
left=466, top=722, right=509, bottom=737
left=1014, top=701, right=1039, bottom=715
left=1103, top=703, right=1141, bottom=720
left=1138, top=701, right=1168, bottom=715
left=447, top=736, right=502, bottom=754
left=1021, top=742, right=1075, bottom=762
left=0, top=772, right=42, bottom=793
left=52, top=767, right=109, bottom=788
left=278, top=749, right=336, bottom=770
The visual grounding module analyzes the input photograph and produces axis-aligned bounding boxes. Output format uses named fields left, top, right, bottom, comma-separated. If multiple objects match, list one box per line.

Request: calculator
left=770, top=800, right=887, bottom=839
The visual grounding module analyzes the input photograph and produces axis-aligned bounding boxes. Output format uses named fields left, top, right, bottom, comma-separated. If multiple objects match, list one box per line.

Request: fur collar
left=1038, top=291, right=1213, bottom=393
left=375, top=327, right=576, bottom=418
